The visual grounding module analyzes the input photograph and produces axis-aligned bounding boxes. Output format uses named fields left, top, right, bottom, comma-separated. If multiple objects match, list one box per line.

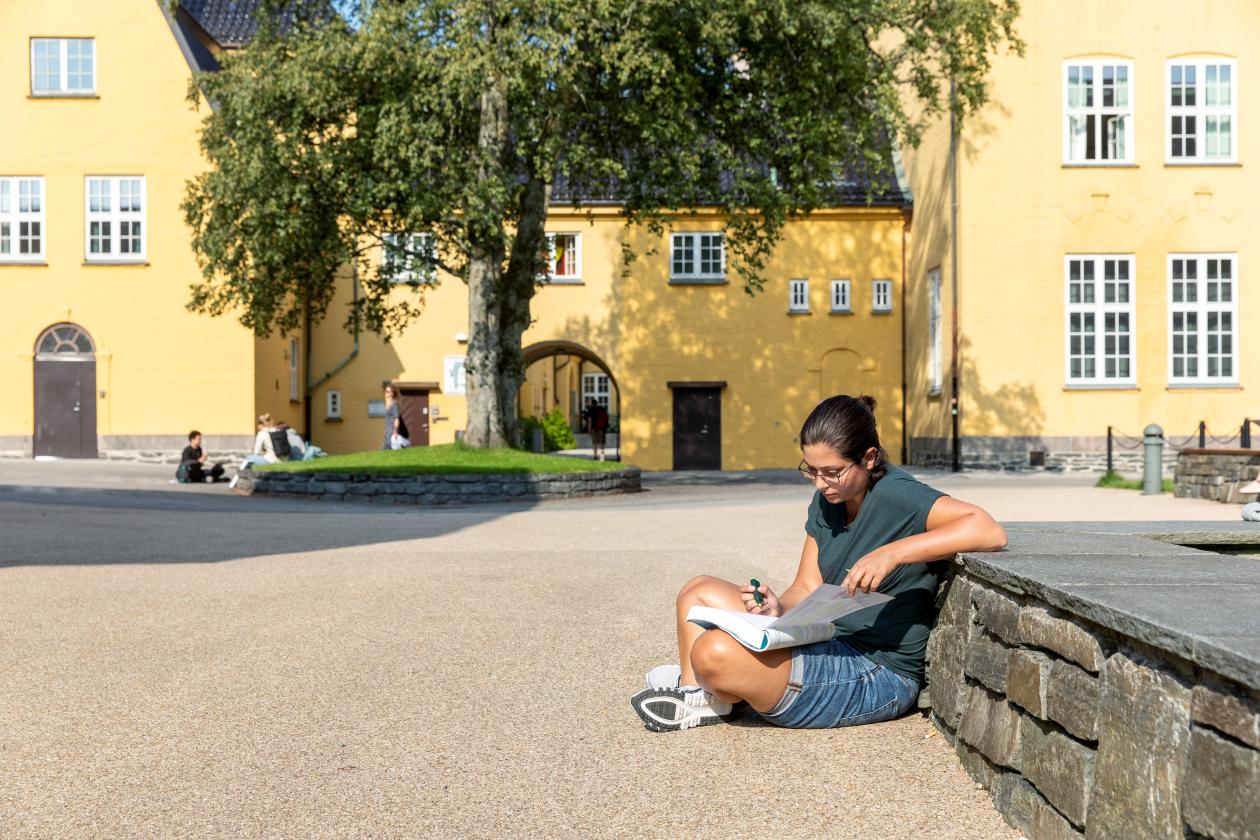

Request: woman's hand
left=842, top=548, right=899, bottom=596
left=740, top=582, right=782, bottom=617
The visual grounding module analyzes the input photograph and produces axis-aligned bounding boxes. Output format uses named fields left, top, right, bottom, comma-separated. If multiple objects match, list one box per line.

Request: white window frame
left=581, top=372, right=610, bottom=410
left=1063, top=60, right=1135, bottom=165
left=788, top=279, right=810, bottom=313
left=829, top=279, right=851, bottom=313
left=326, top=390, right=342, bottom=420
left=1168, top=253, right=1238, bottom=384
left=1166, top=58, right=1237, bottom=164
left=1064, top=254, right=1137, bottom=386
left=382, top=232, right=436, bottom=284
left=84, top=176, right=146, bottom=262
left=0, top=177, right=46, bottom=262
left=30, top=38, right=96, bottom=96
left=928, top=268, right=943, bottom=394
left=872, top=279, right=893, bottom=313
left=288, top=337, right=299, bottom=402
left=544, top=232, right=582, bottom=283
left=669, top=232, right=726, bottom=282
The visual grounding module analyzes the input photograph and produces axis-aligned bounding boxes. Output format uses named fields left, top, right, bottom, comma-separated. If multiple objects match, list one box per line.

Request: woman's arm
left=842, top=496, right=1007, bottom=595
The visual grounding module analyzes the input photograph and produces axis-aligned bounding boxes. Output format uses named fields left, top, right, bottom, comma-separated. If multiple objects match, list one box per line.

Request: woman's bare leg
left=691, top=630, right=792, bottom=712
left=675, top=576, right=747, bottom=686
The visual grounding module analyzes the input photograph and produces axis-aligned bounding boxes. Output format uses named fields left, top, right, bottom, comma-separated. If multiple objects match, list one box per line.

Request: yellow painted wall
left=0, top=0, right=260, bottom=450
left=308, top=208, right=908, bottom=470
left=905, top=0, right=1260, bottom=454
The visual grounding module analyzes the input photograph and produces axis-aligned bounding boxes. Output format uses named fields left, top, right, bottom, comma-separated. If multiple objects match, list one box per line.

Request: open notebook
left=686, top=584, right=892, bottom=651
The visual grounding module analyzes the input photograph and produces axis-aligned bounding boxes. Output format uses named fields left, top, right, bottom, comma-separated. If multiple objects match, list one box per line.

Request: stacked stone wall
left=251, top=467, right=641, bottom=504
left=1175, top=449, right=1260, bottom=504
left=925, top=568, right=1260, bottom=839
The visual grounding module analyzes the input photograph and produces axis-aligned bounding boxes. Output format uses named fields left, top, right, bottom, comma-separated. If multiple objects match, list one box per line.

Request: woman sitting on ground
left=631, top=395, right=1007, bottom=732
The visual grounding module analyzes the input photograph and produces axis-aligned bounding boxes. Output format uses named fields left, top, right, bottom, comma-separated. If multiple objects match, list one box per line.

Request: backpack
left=269, top=429, right=292, bottom=459
left=396, top=414, right=410, bottom=440
left=175, top=463, right=191, bottom=483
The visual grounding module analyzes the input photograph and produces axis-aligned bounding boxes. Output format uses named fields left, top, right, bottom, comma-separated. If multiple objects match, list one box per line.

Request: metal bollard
left=1142, top=424, right=1164, bottom=495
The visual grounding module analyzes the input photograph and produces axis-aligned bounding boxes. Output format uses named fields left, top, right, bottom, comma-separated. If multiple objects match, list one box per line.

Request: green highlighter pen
left=750, top=578, right=765, bottom=606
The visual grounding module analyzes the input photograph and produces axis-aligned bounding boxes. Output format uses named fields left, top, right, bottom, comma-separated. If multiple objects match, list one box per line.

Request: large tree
left=183, top=0, right=1020, bottom=448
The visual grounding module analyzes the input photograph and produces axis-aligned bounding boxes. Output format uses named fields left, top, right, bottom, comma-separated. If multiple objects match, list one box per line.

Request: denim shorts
left=758, top=638, right=920, bottom=729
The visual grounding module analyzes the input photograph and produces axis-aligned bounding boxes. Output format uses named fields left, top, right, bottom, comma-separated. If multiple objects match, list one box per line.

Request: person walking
left=381, top=384, right=410, bottom=450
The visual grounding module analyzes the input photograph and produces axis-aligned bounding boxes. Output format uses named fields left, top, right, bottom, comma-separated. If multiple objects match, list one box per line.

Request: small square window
left=84, top=177, right=145, bottom=262
left=669, top=232, right=725, bottom=283
left=544, top=233, right=581, bottom=282
left=830, top=279, right=851, bottom=313
left=31, top=38, right=95, bottom=96
left=788, top=279, right=809, bottom=313
left=327, top=390, right=342, bottom=419
left=0, top=177, right=46, bottom=262
left=872, top=280, right=893, bottom=312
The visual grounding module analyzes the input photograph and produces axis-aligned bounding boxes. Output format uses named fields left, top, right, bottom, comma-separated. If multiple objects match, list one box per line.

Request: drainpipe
left=306, top=265, right=362, bottom=443
left=900, top=213, right=909, bottom=465
left=949, top=78, right=962, bottom=473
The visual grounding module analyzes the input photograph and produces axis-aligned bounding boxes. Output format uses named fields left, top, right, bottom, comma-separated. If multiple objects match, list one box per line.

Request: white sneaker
left=228, top=475, right=239, bottom=489
left=645, top=663, right=682, bottom=690
left=631, top=686, right=733, bottom=732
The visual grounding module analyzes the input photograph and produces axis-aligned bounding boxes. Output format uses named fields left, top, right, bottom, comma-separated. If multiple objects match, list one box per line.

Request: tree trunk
left=463, top=74, right=511, bottom=449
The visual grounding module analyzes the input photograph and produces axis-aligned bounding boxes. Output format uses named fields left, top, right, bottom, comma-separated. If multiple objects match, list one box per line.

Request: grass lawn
left=1095, top=470, right=1174, bottom=493
left=256, top=443, right=628, bottom=476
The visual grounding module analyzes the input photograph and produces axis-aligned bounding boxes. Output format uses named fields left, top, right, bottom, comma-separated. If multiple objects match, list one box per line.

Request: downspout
left=949, top=79, right=962, bottom=473
left=306, top=264, right=362, bottom=442
left=900, top=216, right=909, bottom=465
left=303, top=297, right=312, bottom=441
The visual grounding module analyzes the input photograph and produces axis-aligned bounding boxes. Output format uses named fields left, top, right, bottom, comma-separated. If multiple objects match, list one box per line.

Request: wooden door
left=672, top=387, right=721, bottom=470
left=34, top=358, right=97, bottom=458
left=399, top=389, right=430, bottom=446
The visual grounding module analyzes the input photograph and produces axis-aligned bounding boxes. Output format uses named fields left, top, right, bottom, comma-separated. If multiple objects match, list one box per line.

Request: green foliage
left=540, top=409, right=577, bottom=452
left=1095, top=471, right=1173, bottom=493
left=518, top=414, right=543, bottom=450
left=255, top=442, right=624, bottom=474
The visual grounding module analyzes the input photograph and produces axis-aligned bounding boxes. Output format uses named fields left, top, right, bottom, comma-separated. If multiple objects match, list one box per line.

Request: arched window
left=35, top=323, right=94, bottom=358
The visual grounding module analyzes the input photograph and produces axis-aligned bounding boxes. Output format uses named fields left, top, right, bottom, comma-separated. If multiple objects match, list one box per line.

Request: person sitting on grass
left=630, top=394, right=1008, bottom=732
left=177, top=430, right=226, bottom=484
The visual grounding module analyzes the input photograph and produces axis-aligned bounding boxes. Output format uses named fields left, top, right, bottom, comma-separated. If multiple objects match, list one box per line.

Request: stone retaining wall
left=251, top=467, right=641, bottom=504
left=1175, top=449, right=1260, bottom=504
left=925, top=528, right=1260, bottom=839
left=911, top=436, right=1181, bottom=474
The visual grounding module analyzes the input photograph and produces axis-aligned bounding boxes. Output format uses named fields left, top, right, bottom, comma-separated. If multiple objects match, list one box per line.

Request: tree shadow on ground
left=0, top=484, right=536, bottom=568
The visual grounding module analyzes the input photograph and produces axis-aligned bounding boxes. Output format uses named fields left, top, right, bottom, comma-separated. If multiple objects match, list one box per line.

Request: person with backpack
left=177, top=430, right=226, bottom=483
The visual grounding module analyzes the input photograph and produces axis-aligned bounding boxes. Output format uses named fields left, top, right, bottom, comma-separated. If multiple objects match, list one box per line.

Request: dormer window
left=31, top=38, right=95, bottom=96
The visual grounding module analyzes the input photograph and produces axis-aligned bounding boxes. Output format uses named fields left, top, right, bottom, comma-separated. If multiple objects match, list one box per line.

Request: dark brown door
left=672, top=387, right=721, bottom=470
left=34, top=359, right=97, bottom=458
left=398, top=389, right=430, bottom=446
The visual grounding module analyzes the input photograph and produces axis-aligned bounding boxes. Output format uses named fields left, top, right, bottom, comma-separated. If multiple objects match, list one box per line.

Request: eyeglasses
left=798, top=459, right=860, bottom=486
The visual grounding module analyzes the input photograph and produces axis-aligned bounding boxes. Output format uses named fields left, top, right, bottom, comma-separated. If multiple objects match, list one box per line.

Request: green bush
left=517, top=415, right=543, bottom=450
left=541, top=408, right=577, bottom=451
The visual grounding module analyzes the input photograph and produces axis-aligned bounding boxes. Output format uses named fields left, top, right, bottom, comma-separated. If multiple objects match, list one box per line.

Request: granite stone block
left=1007, top=648, right=1053, bottom=718
left=323, top=481, right=347, bottom=494
left=955, top=740, right=996, bottom=789
left=990, top=772, right=1040, bottom=834
left=1191, top=684, right=1260, bottom=750
left=1029, top=796, right=1084, bottom=840
left=974, top=585, right=1022, bottom=644
left=964, top=631, right=1010, bottom=694
left=1087, top=653, right=1192, bottom=840
left=1018, top=607, right=1106, bottom=672
left=1046, top=660, right=1101, bottom=742
left=927, top=625, right=970, bottom=729
left=957, top=685, right=1022, bottom=771
left=1019, top=715, right=1095, bottom=828
left=1182, top=725, right=1260, bottom=840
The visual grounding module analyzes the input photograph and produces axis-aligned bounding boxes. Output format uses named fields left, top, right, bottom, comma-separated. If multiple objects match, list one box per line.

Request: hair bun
left=857, top=395, right=877, bottom=414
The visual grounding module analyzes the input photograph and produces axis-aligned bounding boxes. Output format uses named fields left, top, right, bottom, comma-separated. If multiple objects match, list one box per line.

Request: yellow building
left=308, top=196, right=912, bottom=471
left=0, top=0, right=298, bottom=458
left=902, top=0, right=1259, bottom=470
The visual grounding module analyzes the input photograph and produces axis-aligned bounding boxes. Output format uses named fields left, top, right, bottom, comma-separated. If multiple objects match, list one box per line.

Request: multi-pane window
left=670, top=233, right=725, bottom=282
left=382, top=232, right=435, bottom=283
left=544, top=233, right=581, bottom=282
left=289, top=337, right=299, bottom=401
left=1065, top=255, right=1135, bottom=384
left=581, top=372, right=610, bottom=410
left=1064, top=61, right=1134, bottom=163
left=830, top=279, right=851, bottom=313
left=872, top=279, right=892, bottom=312
left=85, top=177, right=145, bottom=261
left=1167, top=60, right=1237, bottom=163
left=928, top=268, right=943, bottom=393
left=0, top=177, right=45, bottom=261
left=326, top=390, right=342, bottom=420
left=1169, top=254, right=1237, bottom=383
left=31, top=38, right=95, bottom=95
left=789, top=279, right=809, bottom=312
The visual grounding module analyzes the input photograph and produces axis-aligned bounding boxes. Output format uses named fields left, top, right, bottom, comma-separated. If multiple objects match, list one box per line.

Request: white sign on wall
left=443, top=355, right=467, bottom=395
left=367, top=399, right=386, bottom=418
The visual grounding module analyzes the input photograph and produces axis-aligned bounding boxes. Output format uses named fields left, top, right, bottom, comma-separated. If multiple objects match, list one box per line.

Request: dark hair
left=799, top=395, right=887, bottom=482
left=188, top=430, right=200, bottom=441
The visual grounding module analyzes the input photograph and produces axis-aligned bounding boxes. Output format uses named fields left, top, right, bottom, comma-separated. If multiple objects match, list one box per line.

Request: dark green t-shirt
left=804, top=464, right=947, bottom=684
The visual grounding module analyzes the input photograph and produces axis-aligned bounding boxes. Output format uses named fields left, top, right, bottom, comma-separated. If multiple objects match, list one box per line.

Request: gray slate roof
left=178, top=0, right=266, bottom=48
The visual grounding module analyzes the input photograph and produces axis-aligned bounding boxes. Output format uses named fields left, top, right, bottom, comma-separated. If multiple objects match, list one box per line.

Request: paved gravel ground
left=0, top=460, right=1241, bottom=838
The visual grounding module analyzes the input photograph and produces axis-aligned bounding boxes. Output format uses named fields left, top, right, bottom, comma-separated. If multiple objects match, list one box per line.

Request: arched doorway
left=520, top=341, right=620, bottom=457
left=33, top=323, right=97, bottom=458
